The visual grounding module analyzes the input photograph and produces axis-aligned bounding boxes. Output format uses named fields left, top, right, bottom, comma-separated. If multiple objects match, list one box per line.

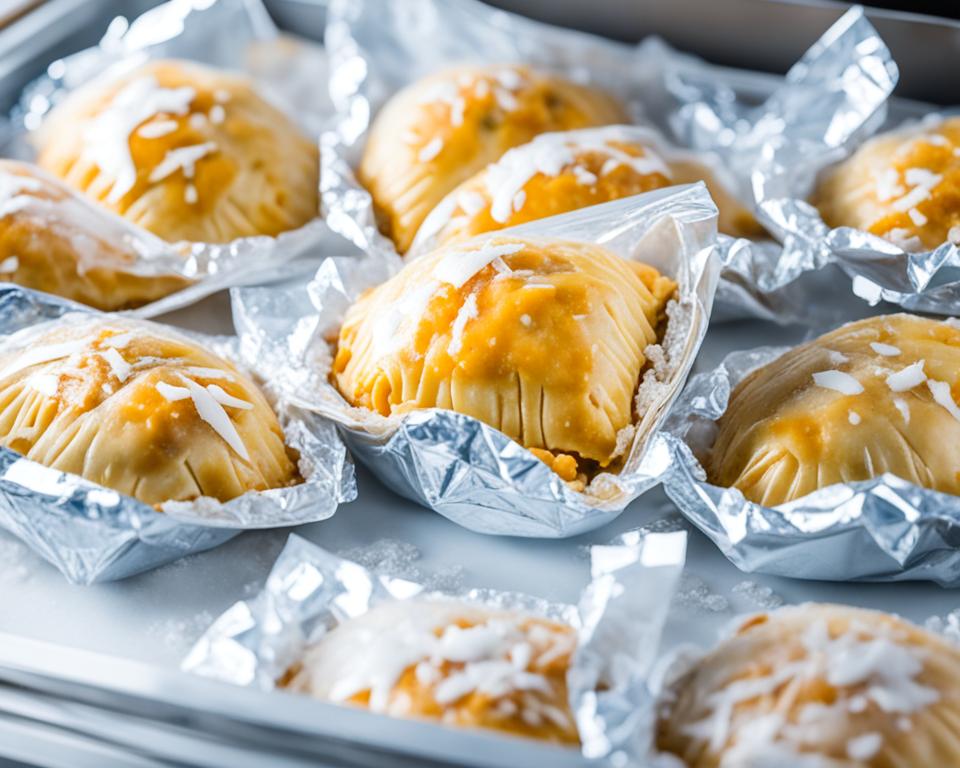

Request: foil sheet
left=0, top=286, right=355, bottom=585
left=3, top=0, right=348, bottom=318
left=322, top=0, right=903, bottom=324
left=233, top=184, right=720, bottom=537
left=659, top=344, right=960, bottom=586
left=183, top=529, right=688, bottom=764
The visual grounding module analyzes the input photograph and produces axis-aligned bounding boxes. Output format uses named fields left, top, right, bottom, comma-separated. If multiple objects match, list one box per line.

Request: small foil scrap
left=659, top=345, right=960, bottom=586
left=5, top=0, right=348, bottom=318
left=233, top=184, right=720, bottom=537
left=0, top=286, right=355, bottom=584
left=184, top=530, right=688, bottom=764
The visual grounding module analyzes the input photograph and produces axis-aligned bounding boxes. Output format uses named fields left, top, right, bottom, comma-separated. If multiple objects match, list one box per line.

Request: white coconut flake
left=184, top=183, right=198, bottom=204
left=182, top=366, right=233, bottom=381
left=27, top=373, right=59, bottom=397
left=512, top=190, right=526, bottom=213
left=177, top=375, right=250, bottom=461
left=447, top=293, right=479, bottom=357
left=846, top=733, right=882, bottom=761
left=904, top=167, right=942, bottom=188
left=848, top=410, right=861, bottom=425
left=102, top=331, right=136, bottom=349
left=418, top=137, right=443, bottom=162
left=206, top=383, right=253, bottom=410
left=432, top=241, right=525, bottom=288
left=209, top=104, right=226, bottom=125
left=99, top=347, right=131, bottom=383
left=875, top=168, right=903, bottom=201
left=812, top=370, right=864, bottom=395
left=519, top=314, right=532, bottom=327
left=457, top=190, right=486, bottom=216
left=156, top=381, right=190, bottom=401
left=573, top=166, right=598, bottom=185
left=149, top=142, right=218, bottom=183
left=0, top=339, right=88, bottom=380
left=137, top=119, right=178, bottom=139
left=908, top=208, right=928, bottom=227
left=893, top=397, right=911, bottom=424
left=870, top=342, right=901, bottom=357
left=0, top=255, right=18, bottom=273
left=827, top=350, right=849, bottom=365
left=886, top=360, right=926, bottom=392
left=927, top=379, right=960, bottom=422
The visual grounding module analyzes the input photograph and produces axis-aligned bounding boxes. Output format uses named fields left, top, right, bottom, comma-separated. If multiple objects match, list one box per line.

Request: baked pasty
left=0, top=320, right=299, bottom=505
left=282, top=599, right=579, bottom=745
left=37, top=59, right=319, bottom=244
left=415, top=128, right=761, bottom=249
left=657, top=603, right=959, bottom=767
left=707, top=314, right=960, bottom=506
left=358, top=65, right=626, bottom=253
left=814, top=116, right=960, bottom=251
left=0, top=160, right=189, bottom=311
left=332, top=235, right=676, bottom=485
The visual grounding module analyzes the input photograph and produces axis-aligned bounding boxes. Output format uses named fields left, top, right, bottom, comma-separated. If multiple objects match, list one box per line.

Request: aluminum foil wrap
left=660, top=344, right=960, bottom=586
left=4, top=0, right=347, bottom=318
left=0, top=286, right=355, bottom=585
left=660, top=8, right=960, bottom=320
left=233, top=184, right=720, bottom=537
left=183, top=530, right=687, bottom=764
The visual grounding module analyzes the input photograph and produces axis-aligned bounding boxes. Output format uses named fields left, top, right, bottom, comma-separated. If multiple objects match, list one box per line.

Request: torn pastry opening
left=0, top=318, right=301, bottom=508
left=331, top=234, right=678, bottom=490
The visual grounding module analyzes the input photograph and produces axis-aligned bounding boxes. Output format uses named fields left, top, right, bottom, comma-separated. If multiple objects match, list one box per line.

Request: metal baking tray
left=0, top=1, right=957, bottom=766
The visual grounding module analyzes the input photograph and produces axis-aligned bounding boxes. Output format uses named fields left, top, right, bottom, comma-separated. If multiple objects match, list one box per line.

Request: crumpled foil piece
left=663, top=8, right=959, bottom=320
left=233, top=184, right=720, bottom=537
left=659, top=344, right=960, bottom=586
left=0, top=286, right=355, bottom=584
left=183, top=530, right=687, bottom=764
left=4, top=0, right=348, bottom=318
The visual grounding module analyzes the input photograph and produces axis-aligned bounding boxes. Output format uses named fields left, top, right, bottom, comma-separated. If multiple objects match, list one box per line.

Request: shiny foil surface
left=659, top=345, right=960, bottom=585
left=233, top=185, right=720, bottom=537
left=0, top=286, right=355, bottom=584
left=184, top=530, right=688, bottom=764
left=5, top=0, right=347, bottom=318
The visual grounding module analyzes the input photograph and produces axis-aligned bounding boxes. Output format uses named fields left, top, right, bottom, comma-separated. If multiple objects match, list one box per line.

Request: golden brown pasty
left=707, top=314, right=960, bottom=506
left=814, top=116, right=960, bottom=251
left=332, top=235, right=676, bottom=485
left=657, top=603, right=960, bottom=767
left=37, top=59, right=319, bottom=244
left=0, top=320, right=300, bottom=506
left=415, top=128, right=762, bottom=249
left=358, top=65, right=627, bottom=253
left=0, top=160, right=189, bottom=311
left=282, top=599, right=579, bottom=745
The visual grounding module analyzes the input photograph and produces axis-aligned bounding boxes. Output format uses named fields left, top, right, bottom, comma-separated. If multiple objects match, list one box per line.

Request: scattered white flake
left=184, top=183, right=198, bottom=204
left=149, top=142, right=218, bottom=184
left=177, top=375, right=250, bottom=461
left=418, top=137, right=443, bottom=162
left=573, top=166, right=598, bottom=185
left=206, top=384, right=253, bottom=410
left=137, top=119, right=178, bottom=139
left=0, top=255, right=18, bottom=273
left=927, top=379, right=960, bottom=422
left=893, top=397, right=910, bottom=424
left=209, top=104, right=226, bottom=124
left=519, top=314, right=532, bottom=327
left=601, top=158, right=621, bottom=176
left=99, top=347, right=131, bottom=382
left=870, top=342, right=901, bottom=357
left=511, top=190, right=526, bottom=213
left=812, top=370, right=864, bottom=395
left=904, top=167, right=941, bottom=188
left=924, top=133, right=950, bottom=147
left=457, top=190, right=486, bottom=216
left=447, top=293, right=478, bottom=357
left=102, top=331, right=136, bottom=349
left=846, top=733, right=882, bottom=761
left=474, top=79, right=490, bottom=99
left=885, top=227, right=924, bottom=252
left=432, top=241, right=525, bottom=288
left=182, top=366, right=233, bottom=381
left=886, top=360, right=926, bottom=392
left=908, top=208, right=928, bottom=227
left=0, top=339, right=88, bottom=380
left=495, top=68, right=523, bottom=90
left=827, top=350, right=849, bottom=365
left=188, top=113, right=207, bottom=130
left=494, top=87, right=518, bottom=112
left=156, top=381, right=190, bottom=401
left=27, top=373, right=59, bottom=397
left=848, top=410, right=861, bottom=425
left=875, top=168, right=903, bottom=201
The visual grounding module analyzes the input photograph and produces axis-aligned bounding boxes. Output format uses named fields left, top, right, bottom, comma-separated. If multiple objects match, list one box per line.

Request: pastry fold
left=814, top=116, right=960, bottom=251
left=707, top=314, right=960, bottom=505
left=333, top=235, right=676, bottom=481
left=657, top=603, right=960, bottom=767
left=37, top=59, right=319, bottom=244
left=0, top=320, right=300, bottom=506
left=358, top=65, right=627, bottom=253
